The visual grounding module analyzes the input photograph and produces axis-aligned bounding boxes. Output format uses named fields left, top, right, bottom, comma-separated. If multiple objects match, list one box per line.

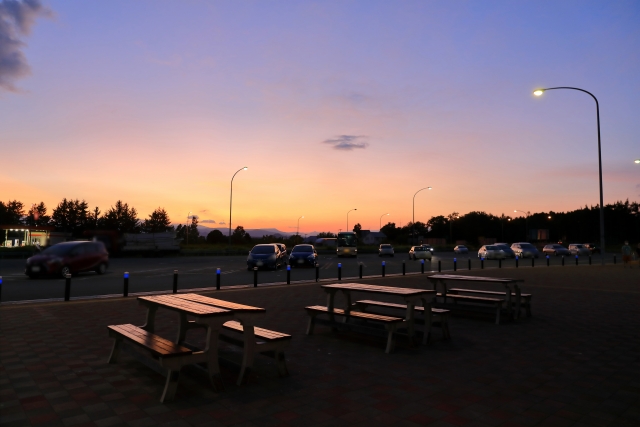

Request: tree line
left=0, top=199, right=173, bottom=238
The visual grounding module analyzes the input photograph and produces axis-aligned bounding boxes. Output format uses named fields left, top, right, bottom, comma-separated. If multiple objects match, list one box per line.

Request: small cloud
left=201, top=219, right=216, bottom=224
left=322, top=135, right=369, bottom=151
left=0, top=0, right=53, bottom=92
left=199, top=209, right=209, bottom=213
left=218, top=221, right=226, bottom=225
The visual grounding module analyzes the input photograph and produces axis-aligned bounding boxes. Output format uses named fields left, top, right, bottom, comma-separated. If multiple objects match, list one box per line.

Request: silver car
left=542, top=244, right=570, bottom=256
left=568, top=244, right=590, bottom=256
left=378, top=244, right=395, bottom=257
left=409, top=246, right=432, bottom=260
left=510, top=242, right=540, bottom=259
left=478, top=245, right=506, bottom=260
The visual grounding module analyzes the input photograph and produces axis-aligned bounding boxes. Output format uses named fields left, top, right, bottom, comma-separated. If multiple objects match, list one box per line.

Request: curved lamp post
left=379, top=213, right=389, bottom=231
left=514, top=209, right=530, bottom=241
left=228, top=167, right=248, bottom=247
left=412, top=187, right=432, bottom=243
left=533, top=87, right=605, bottom=264
left=347, top=209, right=357, bottom=231
left=297, top=216, right=304, bottom=236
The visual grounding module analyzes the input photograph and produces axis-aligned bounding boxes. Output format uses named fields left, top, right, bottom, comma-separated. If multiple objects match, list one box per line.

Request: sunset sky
left=1, top=0, right=639, bottom=234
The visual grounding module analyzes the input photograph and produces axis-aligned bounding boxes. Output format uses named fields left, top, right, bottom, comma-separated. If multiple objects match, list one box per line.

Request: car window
left=251, top=245, right=275, bottom=254
left=292, top=245, right=313, bottom=253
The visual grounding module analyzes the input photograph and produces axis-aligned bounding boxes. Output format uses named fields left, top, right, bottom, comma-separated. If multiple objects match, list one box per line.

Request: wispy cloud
left=0, top=0, right=52, bottom=92
left=188, top=214, right=199, bottom=220
left=322, top=135, right=369, bottom=151
left=199, top=209, right=209, bottom=213
left=201, top=219, right=216, bottom=224
left=218, top=221, right=226, bottom=225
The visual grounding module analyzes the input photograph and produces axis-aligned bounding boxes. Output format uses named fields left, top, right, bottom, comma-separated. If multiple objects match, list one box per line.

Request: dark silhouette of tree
left=101, top=200, right=140, bottom=233
left=0, top=200, right=25, bottom=224
left=187, top=216, right=199, bottom=243
left=231, top=225, right=248, bottom=243
left=50, top=198, right=90, bottom=237
left=316, top=232, right=336, bottom=238
left=352, top=223, right=362, bottom=238
left=89, top=207, right=101, bottom=229
left=25, top=202, right=50, bottom=227
left=206, top=229, right=226, bottom=244
left=142, top=208, right=173, bottom=233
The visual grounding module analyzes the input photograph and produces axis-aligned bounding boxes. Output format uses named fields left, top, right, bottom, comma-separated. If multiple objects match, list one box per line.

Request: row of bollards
left=10, top=251, right=608, bottom=303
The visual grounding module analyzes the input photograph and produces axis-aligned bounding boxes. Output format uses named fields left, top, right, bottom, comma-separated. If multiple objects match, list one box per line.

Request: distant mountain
left=174, top=224, right=324, bottom=238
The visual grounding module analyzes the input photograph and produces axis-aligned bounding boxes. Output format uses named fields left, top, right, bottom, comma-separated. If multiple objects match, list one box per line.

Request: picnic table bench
left=353, top=300, right=451, bottom=340
left=172, top=293, right=291, bottom=384
left=107, top=295, right=233, bottom=402
left=305, top=283, right=436, bottom=353
left=427, top=274, right=527, bottom=324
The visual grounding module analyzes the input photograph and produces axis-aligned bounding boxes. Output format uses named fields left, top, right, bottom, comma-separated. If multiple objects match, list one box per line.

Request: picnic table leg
left=160, top=368, right=181, bottom=403
left=140, top=306, right=158, bottom=332
left=176, top=312, right=189, bottom=343
left=514, top=284, right=522, bottom=319
left=384, top=324, right=396, bottom=354
left=203, top=324, right=224, bottom=391
left=342, top=290, right=352, bottom=323
left=504, top=284, right=513, bottom=320
left=107, top=336, right=122, bottom=364
left=404, top=297, right=417, bottom=345
left=422, top=297, right=433, bottom=345
left=327, top=290, right=336, bottom=324
left=237, top=320, right=257, bottom=385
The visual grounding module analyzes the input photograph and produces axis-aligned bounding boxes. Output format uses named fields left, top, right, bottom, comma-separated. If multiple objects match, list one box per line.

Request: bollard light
left=216, top=267, right=221, bottom=290
left=287, top=265, right=291, bottom=271
left=382, top=261, right=386, bottom=266
left=124, top=272, right=129, bottom=279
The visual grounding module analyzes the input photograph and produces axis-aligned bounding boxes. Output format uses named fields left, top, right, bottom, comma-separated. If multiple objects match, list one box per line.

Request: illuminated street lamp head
left=635, top=159, right=640, bottom=164
left=243, top=166, right=248, bottom=170
left=428, top=187, right=432, bottom=190
left=533, top=89, right=545, bottom=96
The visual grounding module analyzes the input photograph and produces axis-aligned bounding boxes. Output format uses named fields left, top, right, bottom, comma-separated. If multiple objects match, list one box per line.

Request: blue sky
left=1, top=0, right=638, bottom=232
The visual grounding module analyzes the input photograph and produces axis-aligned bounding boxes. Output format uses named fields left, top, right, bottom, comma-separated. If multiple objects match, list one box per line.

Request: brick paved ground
left=1, top=266, right=639, bottom=427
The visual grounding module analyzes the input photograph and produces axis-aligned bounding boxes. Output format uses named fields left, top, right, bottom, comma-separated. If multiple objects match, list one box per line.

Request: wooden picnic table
left=320, top=283, right=436, bottom=345
left=426, top=274, right=525, bottom=321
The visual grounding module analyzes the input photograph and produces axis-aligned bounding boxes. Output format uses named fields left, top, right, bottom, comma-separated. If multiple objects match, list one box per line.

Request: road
left=0, top=251, right=617, bottom=302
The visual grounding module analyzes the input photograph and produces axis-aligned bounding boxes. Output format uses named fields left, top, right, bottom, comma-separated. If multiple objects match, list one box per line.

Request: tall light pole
left=514, top=210, right=530, bottom=241
left=347, top=209, right=357, bottom=231
left=412, top=187, right=432, bottom=244
left=228, top=167, right=248, bottom=247
left=379, top=213, right=389, bottom=231
left=186, top=211, right=191, bottom=245
left=297, top=216, right=304, bottom=237
left=533, top=87, right=605, bottom=264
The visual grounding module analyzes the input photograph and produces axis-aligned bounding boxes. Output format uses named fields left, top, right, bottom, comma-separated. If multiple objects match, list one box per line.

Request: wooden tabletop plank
left=427, top=274, right=524, bottom=283
left=138, top=295, right=231, bottom=317
left=173, top=294, right=266, bottom=313
left=321, top=283, right=435, bottom=296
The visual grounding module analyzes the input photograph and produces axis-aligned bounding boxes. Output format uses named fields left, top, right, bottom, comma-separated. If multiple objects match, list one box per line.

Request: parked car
left=477, top=245, right=506, bottom=260
left=494, top=243, right=515, bottom=258
left=247, top=244, right=284, bottom=270
left=568, top=244, right=590, bottom=256
left=510, top=242, right=540, bottom=259
left=542, top=244, right=570, bottom=256
left=378, top=244, right=395, bottom=257
left=25, top=241, right=109, bottom=279
left=409, top=246, right=433, bottom=260
left=583, top=243, right=600, bottom=254
left=421, top=244, right=434, bottom=253
left=273, top=243, right=289, bottom=264
left=453, top=245, right=468, bottom=254
left=288, top=244, right=317, bottom=267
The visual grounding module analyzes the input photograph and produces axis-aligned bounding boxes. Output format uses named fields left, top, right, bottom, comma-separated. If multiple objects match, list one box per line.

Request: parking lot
left=0, top=251, right=619, bottom=303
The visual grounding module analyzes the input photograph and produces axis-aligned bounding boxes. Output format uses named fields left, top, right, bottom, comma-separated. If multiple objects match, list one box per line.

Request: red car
left=25, top=241, right=109, bottom=278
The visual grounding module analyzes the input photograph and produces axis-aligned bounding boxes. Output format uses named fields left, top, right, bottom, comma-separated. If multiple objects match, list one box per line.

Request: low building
left=361, top=231, right=386, bottom=245
left=1, top=225, right=57, bottom=247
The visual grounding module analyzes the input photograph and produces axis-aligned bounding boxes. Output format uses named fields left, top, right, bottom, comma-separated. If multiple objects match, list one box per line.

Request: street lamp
left=514, top=210, right=530, bottom=241
left=635, top=159, right=640, bottom=164
left=228, top=167, right=248, bottom=247
left=379, top=213, right=389, bottom=231
left=297, top=216, right=304, bottom=236
left=533, top=86, right=605, bottom=264
left=347, top=209, right=357, bottom=231
left=186, top=211, right=192, bottom=245
left=412, top=187, right=432, bottom=244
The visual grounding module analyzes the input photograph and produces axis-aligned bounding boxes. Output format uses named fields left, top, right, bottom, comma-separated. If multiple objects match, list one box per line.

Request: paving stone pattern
left=1, top=266, right=639, bottom=426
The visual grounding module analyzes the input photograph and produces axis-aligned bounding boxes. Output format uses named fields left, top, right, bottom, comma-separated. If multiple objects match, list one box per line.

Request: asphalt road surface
left=0, top=251, right=617, bottom=302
